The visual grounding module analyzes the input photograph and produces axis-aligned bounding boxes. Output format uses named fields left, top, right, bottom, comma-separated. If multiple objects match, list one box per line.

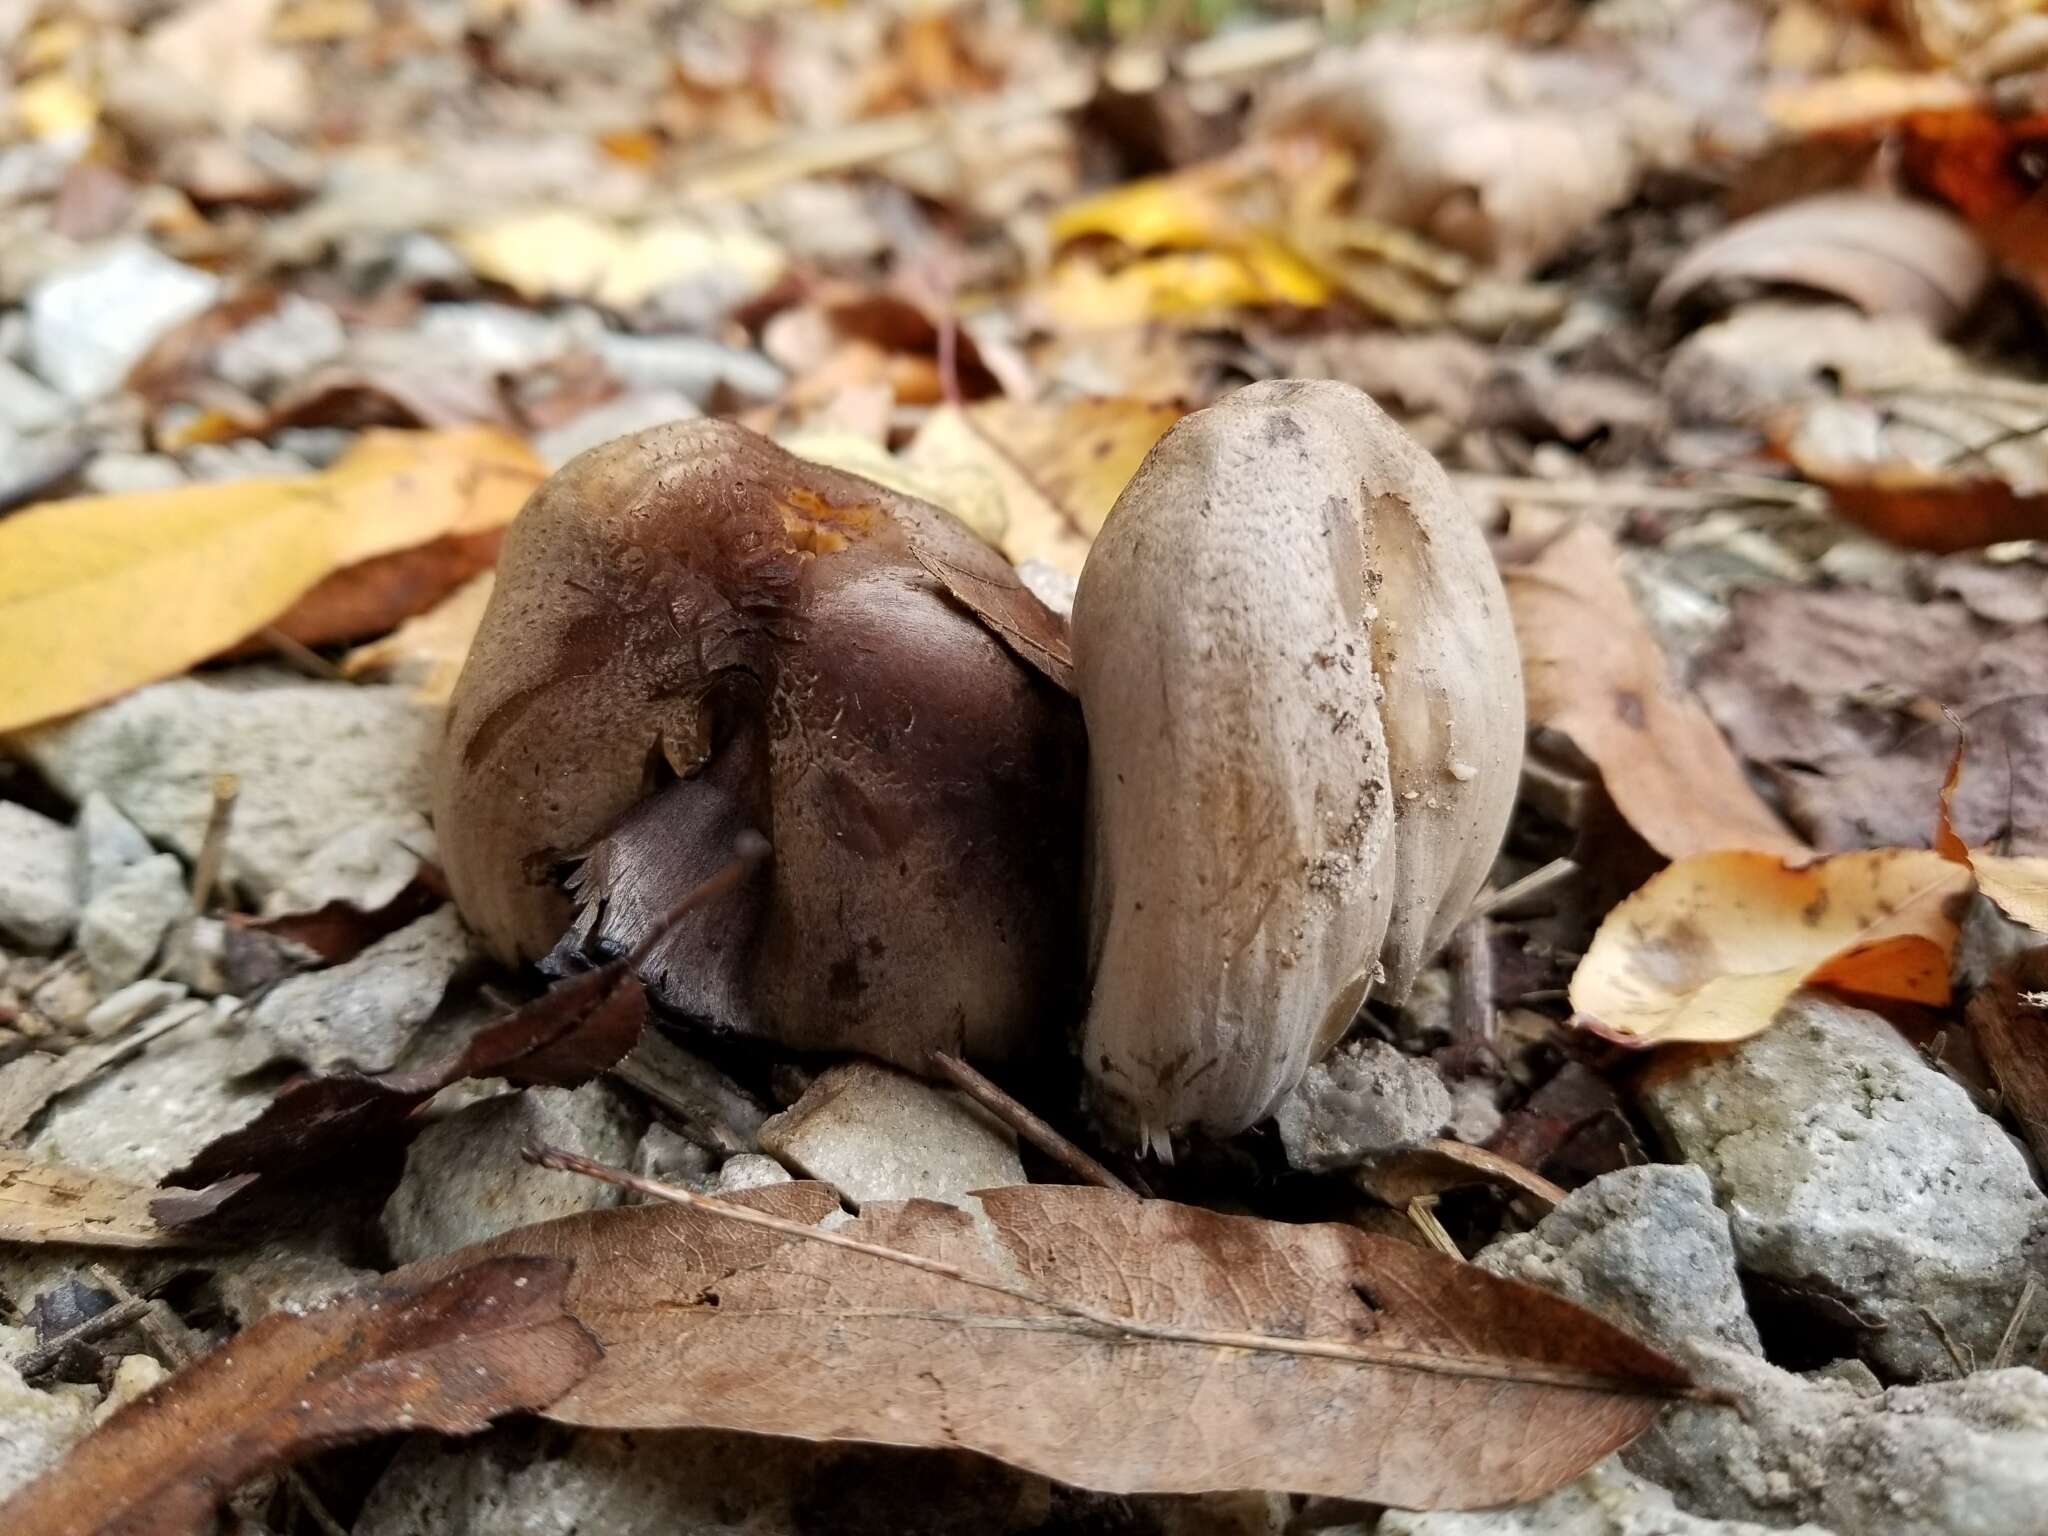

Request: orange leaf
left=1570, top=848, right=1972, bottom=1044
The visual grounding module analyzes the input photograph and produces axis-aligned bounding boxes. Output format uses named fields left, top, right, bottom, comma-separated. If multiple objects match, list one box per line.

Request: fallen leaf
left=0, top=1152, right=194, bottom=1249
left=1258, top=33, right=1691, bottom=276
left=0, top=1255, right=599, bottom=1536
left=1965, top=947, right=2048, bottom=1168
left=1900, top=104, right=2048, bottom=303
left=0, top=428, right=542, bottom=733
left=456, top=209, right=786, bottom=310
left=1038, top=162, right=1332, bottom=327
left=342, top=570, right=497, bottom=705
left=158, top=960, right=649, bottom=1218
left=1652, top=192, right=1988, bottom=331
left=1569, top=847, right=1972, bottom=1044
left=1763, top=69, right=1977, bottom=134
left=900, top=405, right=1082, bottom=575
left=420, top=1182, right=1698, bottom=1510
left=1934, top=728, right=2048, bottom=931
left=970, top=397, right=1181, bottom=539
left=1353, top=1139, right=1567, bottom=1213
left=1699, top=585, right=2048, bottom=854
left=1506, top=522, right=1808, bottom=861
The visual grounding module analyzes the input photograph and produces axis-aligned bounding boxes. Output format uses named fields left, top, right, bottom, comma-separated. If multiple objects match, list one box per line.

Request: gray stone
left=0, top=356, right=70, bottom=432
left=1480, top=1164, right=1763, bottom=1362
left=0, top=803, right=78, bottom=950
left=261, top=812, right=433, bottom=919
left=81, top=451, right=185, bottom=494
left=235, top=906, right=478, bottom=1074
left=77, top=851, right=187, bottom=991
left=182, top=440, right=315, bottom=482
left=381, top=1083, right=645, bottom=1264
left=759, top=1059, right=1024, bottom=1207
left=16, top=671, right=440, bottom=901
left=534, top=389, right=699, bottom=470
left=355, top=1423, right=1063, bottom=1536
left=0, top=1362, right=93, bottom=1503
left=614, top=1029, right=768, bottom=1153
left=209, top=1239, right=377, bottom=1325
left=1445, top=1079, right=1503, bottom=1145
left=1015, top=558, right=1076, bottom=619
left=1641, top=994, right=2048, bottom=1381
left=210, top=295, right=347, bottom=396
left=160, top=916, right=229, bottom=995
left=77, top=792, right=154, bottom=900
left=1631, top=1349, right=2048, bottom=1536
left=632, top=1123, right=714, bottom=1188
left=27, top=240, right=221, bottom=400
left=29, top=1004, right=269, bottom=1181
left=1273, top=1038, right=1452, bottom=1173
left=80, top=978, right=189, bottom=1038
left=591, top=332, right=784, bottom=405
left=713, top=1153, right=792, bottom=1194
left=1377, top=1460, right=1831, bottom=1536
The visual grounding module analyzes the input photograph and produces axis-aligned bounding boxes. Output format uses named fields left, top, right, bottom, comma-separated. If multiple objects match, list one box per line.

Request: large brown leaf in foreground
left=424, top=1183, right=1697, bottom=1510
left=0, top=1256, right=598, bottom=1536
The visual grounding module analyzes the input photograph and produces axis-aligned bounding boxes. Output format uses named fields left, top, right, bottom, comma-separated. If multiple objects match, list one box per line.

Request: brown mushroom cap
left=1072, top=380, right=1523, bottom=1145
left=435, top=420, right=1084, bottom=1069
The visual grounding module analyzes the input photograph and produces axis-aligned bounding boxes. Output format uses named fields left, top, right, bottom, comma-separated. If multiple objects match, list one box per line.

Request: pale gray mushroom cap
left=1072, top=379, right=1523, bottom=1146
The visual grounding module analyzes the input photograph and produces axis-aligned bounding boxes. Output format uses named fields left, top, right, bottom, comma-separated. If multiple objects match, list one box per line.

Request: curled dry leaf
left=342, top=570, right=497, bottom=705
left=1652, top=192, right=1988, bottom=331
left=1259, top=33, right=1688, bottom=276
left=157, top=941, right=659, bottom=1223
left=1074, top=381, right=1522, bottom=1144
left=1569, top=848, right=1972, bottom=1045
left=1934, top=732, right=2048, bottom=932
left=436, top=420, right=1083, bottom=1075
left=1506, top=522, right=1808, bottom=862
left=0, top=1256, right=600, bottom=1536
left=417, top=1180, right=1699, bottom=1510
left=0, top=428, right=543, bottom=733
left=0, top=1151, right=192, bottom=1249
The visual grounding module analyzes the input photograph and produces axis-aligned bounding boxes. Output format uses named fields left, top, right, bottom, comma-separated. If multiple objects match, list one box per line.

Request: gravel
left=1273, top=1037, right=1452, bottom=1172
left=0, top=803, right=80, bottom=951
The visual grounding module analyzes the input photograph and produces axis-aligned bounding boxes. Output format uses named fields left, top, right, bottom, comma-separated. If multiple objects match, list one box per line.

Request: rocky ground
left=5, top=0, right=2048, bottom=1529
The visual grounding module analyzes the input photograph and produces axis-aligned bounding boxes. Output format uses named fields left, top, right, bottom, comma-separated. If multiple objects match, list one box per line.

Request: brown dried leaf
left=0, top=1152, right=192, bottom=1249
left=1965, top=947, right=2048, bottom=1169
left=157, top=962, right=647, bottom=1216
left=1569, top=847, right=1972, bottom=1044
left=426, top=1183, right=1699, bottom=1509
left=1653, top=192, right=1988, bottom=330
left=0, top=1256, right=599, bottom=1536
left=969, top=398, right=1182, bottom=540
left=1506, top=522, right=1808, bottom=861
left=1354, top=1139, right=1568, bottom=1212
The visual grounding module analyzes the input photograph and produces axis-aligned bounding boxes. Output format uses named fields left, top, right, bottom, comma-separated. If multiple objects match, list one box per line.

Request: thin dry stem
left=190, top=774, right=239, bottom=914
left=928, top=1051, right=1138, bottom=1197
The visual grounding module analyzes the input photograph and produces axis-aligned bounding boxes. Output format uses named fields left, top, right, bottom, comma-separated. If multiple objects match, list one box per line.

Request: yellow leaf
left=1569, top=848, right=1972, bottom=1045
left=778, top=427, right=1007, bottom=547
left=456, top=210, right=786, bottom=309
left=342, top=570, right=496, bottom=706
left=14, top=74, right=98, bottom=142
left=0, top=428, right=543, bottom=734
left=901, top=406, right=1082, bottom=576
left=970, top=395, right=1181, bottom=541
left=1050, top=172, right=1239, bottom=251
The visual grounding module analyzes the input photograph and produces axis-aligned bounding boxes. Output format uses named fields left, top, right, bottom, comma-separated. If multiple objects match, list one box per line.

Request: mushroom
left=1071, top=380, right=1523, bottom=1149
left=434, top=420, right=1084, bottom=1069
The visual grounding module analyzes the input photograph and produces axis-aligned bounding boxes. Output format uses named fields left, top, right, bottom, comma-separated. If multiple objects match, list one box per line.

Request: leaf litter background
left=5, top=0, right=2048, bottom=1530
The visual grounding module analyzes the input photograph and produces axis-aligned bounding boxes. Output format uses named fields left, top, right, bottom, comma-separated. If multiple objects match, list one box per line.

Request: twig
left=190, top=774, right=239, bottom=914
left=929, top=1051, right=1139, bottom=1197
left=1921, top=1305, right=1975, bottom=1378
left=526, top=1143, right=1729, bottom=1404
left=1453, top=473, right=1824, bottom=514
left=1464, top=857, right=1577, bottom=922
left=15, top=1296, right=152, bottom=1379
left=1404, top=1197, right=1463, bottom=1259
left=259, top=628, right=347, bottom=682
left=1447, top=917, right=1495, bottom=1058
left=1994, top=1277, right=2038, bottom=1371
